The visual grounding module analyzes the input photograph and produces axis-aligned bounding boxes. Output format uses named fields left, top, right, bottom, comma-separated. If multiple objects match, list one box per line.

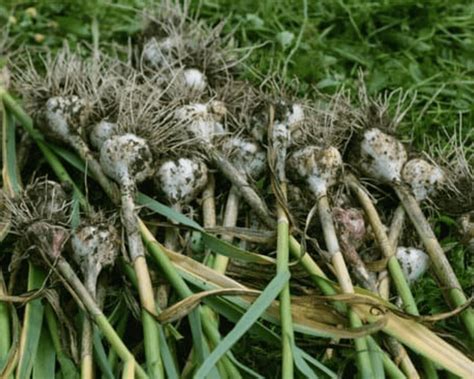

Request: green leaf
left=0, top=273, right=11, bottom=372
left=93, top=327, right=115, bottom=379
left=16, top=264, right=46, bottom=379
left=138, top=193, right=203, bottom=231
left=296, top=348, right=337, bottom=378
left=194, top=271, right=290, bottom=379
left=292, top=346, right=318, bottom=379
left=2, top=106, right=22, bottom=195
left=201, top=233, right=275, bottom=265
left=158, top=327, right=179, bottom=379
left=367, top=337, right=385, bottom=379
left=33, top=325, right=56, bottom=379
left=139, top=193, right=274, bottom=265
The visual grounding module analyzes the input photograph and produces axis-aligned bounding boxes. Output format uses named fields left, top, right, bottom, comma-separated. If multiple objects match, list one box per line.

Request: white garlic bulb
left=44, top=96, right=86, bottom=142
left=396, top=247, right=430, bottom=283
left=155, top=158, right=208, bottom=205
left=401, top=158, right=445, bottom=201
left=286, top=103, right=304, bottom=128
left=100, top=134, right=154, bottom=184
left=288, top=146, right=343, bottom=197
left=175, top=103, right=225, bottom=143
left=222, top=137, right=266, bottom=179
left=71, top=223, right=120, bottom=293
left=90, top=120, right=118, bottom=151
left=143, top=36, right=181, bottom=67
left=181, top=68, right=207, bottom=92
left=359, top=128, right=407, bottom=183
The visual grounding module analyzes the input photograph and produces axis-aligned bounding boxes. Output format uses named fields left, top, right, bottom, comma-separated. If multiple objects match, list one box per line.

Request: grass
left=1, top=0, right=473, bottom=377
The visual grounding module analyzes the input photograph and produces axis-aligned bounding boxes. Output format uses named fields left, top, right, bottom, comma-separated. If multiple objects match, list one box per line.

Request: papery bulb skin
left=359, top=128, right=407, bottom=183
left=143, top=36, right=181, bottom=67
left=396, top=246, right=430, bottom=283
left=71, top=223, right=120, bottom=294
left=222, top=137, right=266, bottom=179
left=288, top=146, right=343, bottom=197
left=71, top=224, right=120, bottom=271
left=181, top=68, right=207, bottom=92
left=90, top=120, right=118, bottom=151
left=402, top=158, right=445, bottom=201
left=100, top=134, right=154, bottom=184
left=44, top=95, right=87, bottom=142
left=286, top=103, right=304, bottom=128
left=175, top=103, right=225, bottom=143
left=155, top=158, right=208, bottom=205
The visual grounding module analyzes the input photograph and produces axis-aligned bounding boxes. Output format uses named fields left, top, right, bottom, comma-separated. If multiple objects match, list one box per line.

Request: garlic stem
left=394, top=184, right=474, bottom=339
left=347, top=175, right=440, bottom=378
left=202, top=174, right=216, bottom=229
left=213, top=186, right=240, bottom=274
left=209, top=145, right=275, bottom=228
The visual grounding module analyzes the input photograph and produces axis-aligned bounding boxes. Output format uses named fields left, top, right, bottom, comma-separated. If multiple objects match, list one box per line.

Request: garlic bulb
left=180, top=68, right=207, bottom=92
left=90, top=121, right=118, bottom=151
left=359, top=128, right=407, bottom=183
left=288, top=146, right=343, bottom=197
left=143, top=36, right=181, bottom=67
left=221, top=137, right=266, bottom=179
left=396, top=247, right=430, bottom=283
left=44, top=96, right=87, bottom=142
left=155, top=158, right=208, bottom=205
left=100, top=134, right=154, bottom=184
left=401, top=158, right=445, bottom=201
left=286, top=103, right=305, bottom=128
left=71, top=223, right=120, bottom=293
left=175, top=103, right=225, bottom=143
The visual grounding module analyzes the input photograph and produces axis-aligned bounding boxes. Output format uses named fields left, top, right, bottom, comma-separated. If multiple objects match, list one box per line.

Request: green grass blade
left=118, top=259, right=182, bottom=377
left=201, top=234, right=275, bottom=265
left=200, top=295, right=279, bottom=341
left=276, top=198, right=295, bottom=378
left=194, top=271, right=290, bottom=379
left=33, top=325, right=56, bottom=379
left=16, top=263, right=46, bottom=379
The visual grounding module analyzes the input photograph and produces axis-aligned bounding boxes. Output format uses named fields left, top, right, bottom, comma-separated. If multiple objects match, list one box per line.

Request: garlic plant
left=269, top=101, right=305, bottom=379
left=214, top=135, right=266, bottom=273
left=96, top=80, right=176, bottom=377
left=333, top=207, right=377, bottom=292
left=355, top=127, right=474, bottom=338
left=71, top=217, right=120, bottom=378
left=141, top=2, right=240, bottom=86
left=90, top=120, right=119, bottom=151
left=155, top=156, right=208, bottom=251
left=288, top=146, right=375, bottom=379
left=99, top=132, right=165, bottom=377
left=401, top=158, right=446, bottom=202
left=11, top=47, right=121, bottom=203
left=2, top=179, right=148, bottom=379
left=174, top=98, right=275, bottom=228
